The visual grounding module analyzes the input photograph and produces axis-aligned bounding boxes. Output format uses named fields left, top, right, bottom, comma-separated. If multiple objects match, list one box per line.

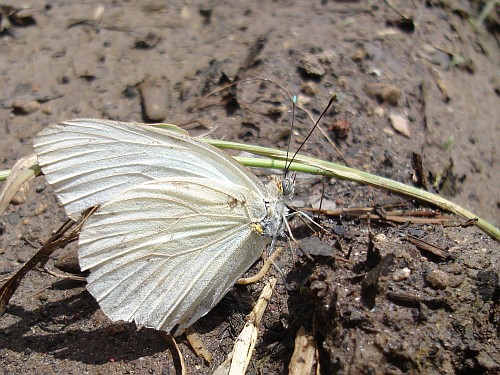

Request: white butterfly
left=33, top=119, right=291, bottom=335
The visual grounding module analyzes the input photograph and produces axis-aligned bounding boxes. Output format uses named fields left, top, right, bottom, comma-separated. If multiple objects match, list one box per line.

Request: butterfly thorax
left=259, top=177, right=292, bottom=238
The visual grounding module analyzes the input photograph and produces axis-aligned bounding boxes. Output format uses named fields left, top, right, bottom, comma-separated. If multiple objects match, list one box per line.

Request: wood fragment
left=406, top=235, right=451, bottom=260
left=386, top=291, right=421, bottom=307
left=301, top=206, right=452, bottom=225
left=411, top=152, right=428, bottom=189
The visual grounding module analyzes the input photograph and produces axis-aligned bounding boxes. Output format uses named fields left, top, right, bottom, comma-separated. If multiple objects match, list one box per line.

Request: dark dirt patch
left=1, top=1, right=499, bottom=374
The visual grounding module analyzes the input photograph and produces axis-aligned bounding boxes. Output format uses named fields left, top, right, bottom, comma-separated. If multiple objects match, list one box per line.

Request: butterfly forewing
left=78, top=177, right=268, bottom=334
left=33, top=119, right=265, bottom=218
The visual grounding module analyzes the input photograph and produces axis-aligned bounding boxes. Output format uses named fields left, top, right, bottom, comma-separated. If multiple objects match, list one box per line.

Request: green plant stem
left=206, top=138, right=500, bottom=241
left=1, top=140, right=498, bottom=241
left=0, top=170, right=11, bottom=181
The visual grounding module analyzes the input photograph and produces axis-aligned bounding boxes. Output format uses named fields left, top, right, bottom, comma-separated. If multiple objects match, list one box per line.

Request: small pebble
left=298, top=52, right=326, bottom=78
left=365, top=83, right=401, bottom=105
left=34, top=203, right=48, bottom=216
left=333, top=225, right=346, bottom=236
left=373, top=106, right=385, bottom=117
left=38, top=292, right=49, bottom=302
left=54, top=248, right=82, bottom=274
left=300, top=81, right=317, bottom=96
left=12, top=98, right=41, bottom=115
left=369, top=68, right=382, bottom=77
left=427, top=269, right=449, bottom=290
left=139, top=77, right=171, bottom=122
left=35, top=183, right=46, bottom=193
left=295, top=94, right=310, bottom=107
left=393, top=267, right=411, bottom=281
left=181, top=5, right=191, bottom=19
left=300, top=236, right=333, bottom=257
left=11, top=187, right=28, bottom=205
left=351, top=48, right=367, bottom=61
left=42, top=106, right=53, bottom=115
left=328, top=119, right=350, bottom=139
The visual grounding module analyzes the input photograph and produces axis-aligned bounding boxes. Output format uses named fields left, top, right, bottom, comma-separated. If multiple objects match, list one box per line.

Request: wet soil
left=0, top=1, right=499, bottom=374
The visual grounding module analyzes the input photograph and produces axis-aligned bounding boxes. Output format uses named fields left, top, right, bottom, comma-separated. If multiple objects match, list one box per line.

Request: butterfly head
left=280, top=176, right=294, bottom=198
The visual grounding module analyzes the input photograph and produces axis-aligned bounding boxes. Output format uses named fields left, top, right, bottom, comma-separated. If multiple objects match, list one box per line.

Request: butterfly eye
left=281, top=178, right=294, bottom=196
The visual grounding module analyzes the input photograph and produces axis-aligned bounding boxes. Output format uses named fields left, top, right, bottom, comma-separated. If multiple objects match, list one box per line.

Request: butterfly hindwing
left=78, top=177, right=267, bottom=334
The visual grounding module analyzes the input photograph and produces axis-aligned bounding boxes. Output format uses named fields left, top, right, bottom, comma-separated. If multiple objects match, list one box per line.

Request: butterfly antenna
left=286, top=94, right=337, bottom=171
left=284, top=96, right=297, bottom=177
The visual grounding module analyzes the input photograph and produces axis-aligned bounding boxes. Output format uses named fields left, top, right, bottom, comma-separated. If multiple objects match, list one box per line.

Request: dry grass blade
left=0, top=206, right=98, bottom=315
left=214, top=277, right=277, bottom=375
left=0, top=153, right=40, bottom=216
left=159, top=332, right=187, bottom=375
left=288, top=327, right=317, bottom=375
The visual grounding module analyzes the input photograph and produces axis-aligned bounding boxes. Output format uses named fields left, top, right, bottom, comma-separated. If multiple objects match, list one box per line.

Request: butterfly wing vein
left=79, top=177, right=268, bottom=333
left=33, top=119, right=265, bottom=218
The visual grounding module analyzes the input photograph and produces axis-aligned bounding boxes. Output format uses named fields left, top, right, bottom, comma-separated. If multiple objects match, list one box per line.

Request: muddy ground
left=0, top=0, right=499, bottom=374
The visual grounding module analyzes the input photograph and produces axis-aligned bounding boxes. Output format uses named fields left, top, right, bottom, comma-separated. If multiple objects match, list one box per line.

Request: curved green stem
left=1, top=139, right=498, bottom=240
left=206, top=138, right=500, bottom=241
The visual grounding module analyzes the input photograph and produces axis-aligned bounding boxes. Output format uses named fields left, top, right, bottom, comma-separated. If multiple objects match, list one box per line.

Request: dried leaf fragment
left=389, top=113, right=411, bottom=138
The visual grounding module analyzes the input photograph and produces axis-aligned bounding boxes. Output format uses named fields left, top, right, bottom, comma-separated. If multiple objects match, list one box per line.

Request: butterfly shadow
left=1, top=276, right=268, bottom=367
left=0, top=284, right=171, bottom=364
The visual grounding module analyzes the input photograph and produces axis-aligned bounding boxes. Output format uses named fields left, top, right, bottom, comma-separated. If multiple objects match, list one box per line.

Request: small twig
left=406, top=235, right=451, bottom=260
left=302, top=206, right=453, bottom=225
left=43, top=266, right=86, bottom=282
left=214, top=278, right=277, bottom=375
left=188, top=77, right=293, bottom=112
